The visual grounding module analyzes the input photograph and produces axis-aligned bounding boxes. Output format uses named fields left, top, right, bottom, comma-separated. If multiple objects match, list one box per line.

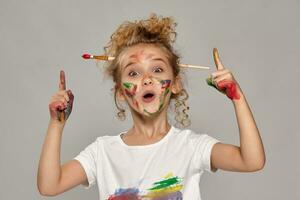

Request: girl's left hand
left=206, top=48, right=242, bottom=100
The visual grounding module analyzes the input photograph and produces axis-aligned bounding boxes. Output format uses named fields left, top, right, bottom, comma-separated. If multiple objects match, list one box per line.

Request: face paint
left=160, top=79, right=171, bottom=95
left=143, top=79, right=171, bottom=116
left=122, top=77, right=172, bottom=117
left=123, top=82, right=139, bottom=109
left=160, top=79, right=171, bottom=89
left=123, top=82, right=137, bottom=97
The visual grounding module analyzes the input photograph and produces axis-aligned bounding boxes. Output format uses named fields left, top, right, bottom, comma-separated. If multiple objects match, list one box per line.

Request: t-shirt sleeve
left=73, top=138, right=99, bottom=189
left=193, top=134, right=220, bottom=173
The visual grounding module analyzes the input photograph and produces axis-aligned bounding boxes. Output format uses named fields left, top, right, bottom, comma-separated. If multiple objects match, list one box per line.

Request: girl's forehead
left=119, top=44, right=168, bottom=67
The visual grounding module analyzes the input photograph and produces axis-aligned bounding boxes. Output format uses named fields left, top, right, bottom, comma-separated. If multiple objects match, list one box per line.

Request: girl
left=37, top=14, right=265, bottom=200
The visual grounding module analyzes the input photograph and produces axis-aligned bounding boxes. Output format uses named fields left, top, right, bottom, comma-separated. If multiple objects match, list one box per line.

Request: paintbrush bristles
left=83, top=54, right=210, bottom=70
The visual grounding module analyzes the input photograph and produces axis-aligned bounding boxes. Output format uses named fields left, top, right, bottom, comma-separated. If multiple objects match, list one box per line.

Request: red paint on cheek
left=125, top=89, right=131, bottom=97
left=124, top=84, right=137, bottom=97
left=160, top=79, right=171, bottom=89
left=217, top=80, right=240, bottom=100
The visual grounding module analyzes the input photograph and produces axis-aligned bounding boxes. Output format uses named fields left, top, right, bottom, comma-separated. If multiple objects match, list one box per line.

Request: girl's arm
left=37, top=70, right=87, bottom=196
left=37, top=121, right=65, bottom=195
left=208, top=48, right=265, bottom=172
left=37, top=121, right=88, bottom=196
left=211, top=93, right=265, bottom=172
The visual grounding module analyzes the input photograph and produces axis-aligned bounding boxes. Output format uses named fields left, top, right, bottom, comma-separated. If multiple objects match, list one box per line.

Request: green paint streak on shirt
left=148, top=177, right=181, bottom=190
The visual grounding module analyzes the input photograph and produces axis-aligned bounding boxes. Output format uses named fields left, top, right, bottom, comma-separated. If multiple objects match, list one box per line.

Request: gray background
left=0, top=0, right=299, bottom=199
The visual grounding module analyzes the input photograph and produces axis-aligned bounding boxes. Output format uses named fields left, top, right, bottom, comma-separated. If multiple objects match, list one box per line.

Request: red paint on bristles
left=82, top=53, right=91, bottom=59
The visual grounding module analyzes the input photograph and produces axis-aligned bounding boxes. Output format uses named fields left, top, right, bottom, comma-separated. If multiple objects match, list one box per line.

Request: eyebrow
left=123, top=57, right=168, bottom=71
left=151, top=58, right=168, bottom=65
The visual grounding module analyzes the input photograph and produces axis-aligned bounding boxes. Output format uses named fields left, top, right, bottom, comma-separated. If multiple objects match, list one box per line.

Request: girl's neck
left=128, top=107, right=171, bottom=139
left=130, top=122, right=171, bottom=139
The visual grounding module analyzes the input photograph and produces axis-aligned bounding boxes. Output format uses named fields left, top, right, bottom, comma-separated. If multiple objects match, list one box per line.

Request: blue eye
left=128, top=71, right=138, bottom=76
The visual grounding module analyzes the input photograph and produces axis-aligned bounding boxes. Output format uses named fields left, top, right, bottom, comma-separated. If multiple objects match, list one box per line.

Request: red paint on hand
left=217, top=80, right=240, bottom=100
left=49, top=70, right=75, bottom=122
left=48, top=90, right=74, bottom=122
left=49, top=101, right=66, bottom=120
left=82, top=53, right=91, bottom=59
left=64, top=89, right=74, bottom=120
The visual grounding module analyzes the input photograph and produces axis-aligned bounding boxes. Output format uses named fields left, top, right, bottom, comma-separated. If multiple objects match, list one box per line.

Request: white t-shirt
left=73, top=126, right=220, bottom=200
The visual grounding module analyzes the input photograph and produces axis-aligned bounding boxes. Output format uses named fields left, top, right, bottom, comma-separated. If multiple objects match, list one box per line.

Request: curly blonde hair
left=103, top=13, right=191, bottom=128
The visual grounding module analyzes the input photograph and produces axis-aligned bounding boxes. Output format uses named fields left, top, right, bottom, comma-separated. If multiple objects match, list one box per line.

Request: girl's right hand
left=49, top=70, right=74, bottom=123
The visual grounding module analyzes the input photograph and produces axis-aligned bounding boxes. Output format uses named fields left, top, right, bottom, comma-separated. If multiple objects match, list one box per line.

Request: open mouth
left=142, top=92, right=156, bottom=103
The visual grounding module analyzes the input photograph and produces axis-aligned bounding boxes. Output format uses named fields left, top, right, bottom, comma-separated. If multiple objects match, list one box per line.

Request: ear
left=116, top=84, right=126, bottom=101
left=171, top=75, right=183, bottom=94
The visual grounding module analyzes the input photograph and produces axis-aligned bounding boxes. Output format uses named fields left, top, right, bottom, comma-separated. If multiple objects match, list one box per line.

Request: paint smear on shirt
left=107, top=172, right=183, bottom=200
left=108, top=187, right=141, bottom=200
left=143, top=172, right=183, bottom=199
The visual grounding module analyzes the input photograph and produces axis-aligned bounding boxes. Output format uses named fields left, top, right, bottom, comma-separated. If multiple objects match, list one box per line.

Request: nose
left=142, top=76, right=153, bottom=86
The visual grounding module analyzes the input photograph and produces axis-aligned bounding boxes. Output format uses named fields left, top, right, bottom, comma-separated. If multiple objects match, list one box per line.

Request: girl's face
left=118, top=43, right=179, bottom=117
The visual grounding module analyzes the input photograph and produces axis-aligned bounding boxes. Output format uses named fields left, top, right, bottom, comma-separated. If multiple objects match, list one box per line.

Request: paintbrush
left=82, top=53, right=210, bottom=70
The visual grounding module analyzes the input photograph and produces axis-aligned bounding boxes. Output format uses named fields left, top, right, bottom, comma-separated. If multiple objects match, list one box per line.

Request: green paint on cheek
left=143, top=102, right=164, bottom=116
left=143, top=109, right=153, bottom=115
left=123, top=82, right=133, bottom=89
left=158, top=102, right=164, bottom=110
left=122, top=82, right=137, bottom=97
left=165, top=88, right=170, bottom=95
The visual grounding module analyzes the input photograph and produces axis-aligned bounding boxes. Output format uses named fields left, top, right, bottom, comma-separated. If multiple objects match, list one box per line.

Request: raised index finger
left=59, top=70, right=66, bottom=91
left=213, top=48, right=225, bottom=70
